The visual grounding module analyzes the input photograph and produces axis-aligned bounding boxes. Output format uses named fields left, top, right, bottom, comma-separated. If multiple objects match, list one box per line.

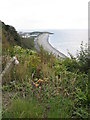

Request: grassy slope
left=2, top=22, right=89, bottom=118
left=21, top=37, right=34, bottom=50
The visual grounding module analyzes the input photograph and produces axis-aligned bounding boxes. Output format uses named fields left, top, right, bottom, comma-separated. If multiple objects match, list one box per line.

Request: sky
left=0, top=0, right=89, bottom=30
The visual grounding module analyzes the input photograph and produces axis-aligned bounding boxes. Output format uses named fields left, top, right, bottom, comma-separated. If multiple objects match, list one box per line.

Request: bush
left=76, top=42, right=88, bottom=73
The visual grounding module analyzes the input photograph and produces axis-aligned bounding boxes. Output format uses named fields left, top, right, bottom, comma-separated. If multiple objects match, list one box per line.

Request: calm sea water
left=48, top=29, right=88, bottom=57
left=21, top=29, right=88, bottom=57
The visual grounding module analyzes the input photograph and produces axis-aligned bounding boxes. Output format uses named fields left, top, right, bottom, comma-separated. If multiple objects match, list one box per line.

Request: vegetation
left=21, top=37, right=34, bottom=50
left=2, top=22, right=21, bottom=48
left=2, top=22, right=34, bottom=56
left=2, top=22, right=89, bottom=118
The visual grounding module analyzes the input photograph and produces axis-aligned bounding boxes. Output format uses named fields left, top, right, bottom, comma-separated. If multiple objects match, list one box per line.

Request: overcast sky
left=0, top=0, right=89, bottom=30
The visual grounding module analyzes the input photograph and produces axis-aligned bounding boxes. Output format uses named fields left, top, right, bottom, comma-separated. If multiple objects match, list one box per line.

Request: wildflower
left=39, top=86, right=41, bottom=89
left=15, top=59, right=19, bottom=65
left=13, top=56, right=19, bottom=65
left=35, top=83, right=39, bottom=87
left=37, top=79, right=43, bottom=83
left=13, top=56, right=17, bottom=61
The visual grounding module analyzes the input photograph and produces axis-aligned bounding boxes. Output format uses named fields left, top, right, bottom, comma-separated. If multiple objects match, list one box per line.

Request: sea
left=48, top=29, right=88, bottom=57
left=21, top=29, right=88, bottom=57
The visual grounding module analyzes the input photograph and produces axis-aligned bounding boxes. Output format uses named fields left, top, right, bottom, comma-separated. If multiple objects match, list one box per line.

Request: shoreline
left=47, top=35, right=67, bottom=58
left=35, top=33, right=67, bottom=58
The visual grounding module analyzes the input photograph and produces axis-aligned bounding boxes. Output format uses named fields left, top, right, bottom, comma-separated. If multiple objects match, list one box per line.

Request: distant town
left=19, top=31, right=53, bottom=38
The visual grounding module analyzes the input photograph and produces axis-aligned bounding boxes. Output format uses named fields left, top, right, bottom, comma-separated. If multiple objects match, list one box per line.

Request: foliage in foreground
left=2, top=43, right=89, bottom=118
left=3, top=98, right=43, bottom=118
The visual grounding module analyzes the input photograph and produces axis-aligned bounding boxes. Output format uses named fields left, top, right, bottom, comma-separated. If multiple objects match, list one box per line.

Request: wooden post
left=0, top=56, right=19, bottom=78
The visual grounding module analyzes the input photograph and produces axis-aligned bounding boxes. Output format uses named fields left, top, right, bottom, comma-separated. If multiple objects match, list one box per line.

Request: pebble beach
left=36, top=33, right=66, bottom=58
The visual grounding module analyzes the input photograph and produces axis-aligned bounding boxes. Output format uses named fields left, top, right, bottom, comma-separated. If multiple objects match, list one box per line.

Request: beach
left=35, top=33, right=66, bottom=58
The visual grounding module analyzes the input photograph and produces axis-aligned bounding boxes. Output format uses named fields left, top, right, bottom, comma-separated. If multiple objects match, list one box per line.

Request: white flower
left=13, top=56, right=17, bottom=61
left=15, top=60, right=19, bottom=65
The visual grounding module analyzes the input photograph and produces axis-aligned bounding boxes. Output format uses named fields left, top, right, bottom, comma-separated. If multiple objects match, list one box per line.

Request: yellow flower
left=35, top=83, right=39, bottom=87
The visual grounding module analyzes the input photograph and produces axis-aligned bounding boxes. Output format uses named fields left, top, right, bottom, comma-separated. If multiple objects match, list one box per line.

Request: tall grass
left=3, top=98, right=43, bottom=118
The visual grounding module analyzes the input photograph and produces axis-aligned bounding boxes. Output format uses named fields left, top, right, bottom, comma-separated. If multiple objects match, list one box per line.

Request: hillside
left=2, top=22, right=21, bottom=49
left=1, top=22, right=89, bottom=119
left=2, top=22, right=35, bottom=55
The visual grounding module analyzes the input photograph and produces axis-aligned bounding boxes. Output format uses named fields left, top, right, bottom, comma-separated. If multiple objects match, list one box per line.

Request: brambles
left=2, top=43, right=88, bottom=118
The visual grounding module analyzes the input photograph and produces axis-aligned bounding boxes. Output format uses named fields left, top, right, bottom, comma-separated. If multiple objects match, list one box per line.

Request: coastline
left=35, top=33, right=67, bottom=58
